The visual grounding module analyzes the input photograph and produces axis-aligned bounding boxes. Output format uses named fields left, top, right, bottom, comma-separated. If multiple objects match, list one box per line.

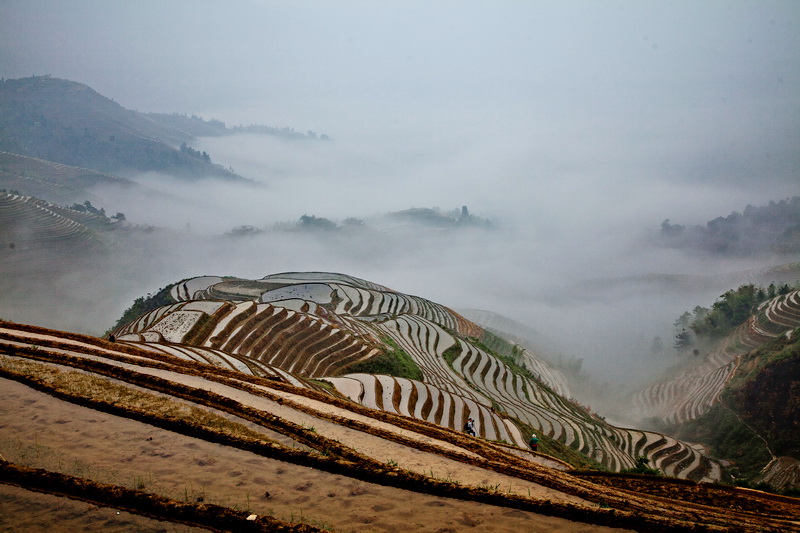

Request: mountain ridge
left=0, top=76, right=248, bottom=182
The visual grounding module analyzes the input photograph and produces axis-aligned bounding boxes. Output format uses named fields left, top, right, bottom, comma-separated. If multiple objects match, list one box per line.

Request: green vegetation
left=179, top=142, right=211, bottom=163
left=621, top=456, right=662, bottom=476
left=468, top=334, right=543, bottom=387
left=674, top=283, right=795, bottom=349
left=442, top=343, right=460, bottom=366
left=689, top=284, right=768, bottom=340
left=677, top=402, right=772, bottom=484
left=476, top=329, right=518, bottom=358
left=516, top=421, right=603, bottom=470
left=344, top=337, right=423, bottom=380
left=296, top=214, right=337, bottom=231
left=107, top=284, right=177, bottom=336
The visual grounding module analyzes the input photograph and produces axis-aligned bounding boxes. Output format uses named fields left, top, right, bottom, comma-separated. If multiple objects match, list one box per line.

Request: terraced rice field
left=0, top=192, right=114, bottom=274
left=111, top=273, right=725, bottom=482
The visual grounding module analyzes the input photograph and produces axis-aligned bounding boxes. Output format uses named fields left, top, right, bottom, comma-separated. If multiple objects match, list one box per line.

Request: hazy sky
left=1, top=1, right=798, bottom=384
left=2, top=1, right=797, bottom=211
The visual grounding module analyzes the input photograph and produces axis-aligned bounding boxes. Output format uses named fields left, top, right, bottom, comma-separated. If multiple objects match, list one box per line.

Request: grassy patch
left=442, top=343, right=460, bottom=367
left=621, top=456, right=662, bottom=476
left=344, top=337, right=423, bottom=380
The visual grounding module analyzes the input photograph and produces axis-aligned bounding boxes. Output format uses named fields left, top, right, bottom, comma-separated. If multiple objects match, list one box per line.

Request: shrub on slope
left=343, top=336, right=423, bottom=380
left=732, top=334, right=800, bottom=461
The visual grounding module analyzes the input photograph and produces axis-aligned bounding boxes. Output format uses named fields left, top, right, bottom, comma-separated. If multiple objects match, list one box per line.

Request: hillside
left=144, top=112, right=330, bottom=141
left=0, top=76, right=247, bottom=182
left=0, top=151, right=139, bottom=206
left=2, top=316, right=799, bottom=531
left=632, top=287, right=800, bottom=491
left=106, top=272, right=728, bottom=483
left=674, top=333, right=800, bottom=490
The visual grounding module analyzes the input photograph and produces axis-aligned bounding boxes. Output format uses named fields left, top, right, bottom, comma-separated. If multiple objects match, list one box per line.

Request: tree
left=768, top=283, right=777, bottom=298
left=297, top=214, right=336, bottom=231
left=622, top=456, right=662, bottom=476
left=675, top=329, right=693, bottom=352
left=674, top=311, right=693, bottom=330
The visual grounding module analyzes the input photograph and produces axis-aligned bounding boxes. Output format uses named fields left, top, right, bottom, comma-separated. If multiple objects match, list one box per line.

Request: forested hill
left=0, top=76, right=246, bottom=181
left=659, top=197, right=800, bottom=256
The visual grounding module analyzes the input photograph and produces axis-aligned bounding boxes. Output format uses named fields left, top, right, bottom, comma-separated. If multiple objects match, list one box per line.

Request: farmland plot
left=108, top=272, right=725, bottom=481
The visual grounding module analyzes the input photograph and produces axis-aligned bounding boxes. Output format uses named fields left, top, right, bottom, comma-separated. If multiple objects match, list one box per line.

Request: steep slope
left=0, top=151, right=139, bottom=206
left=670, top=332, right=800, bottom=492
left=632, top=289, right=800, bottom=491
left=2, top=320, right=799, bottom=532
left=0, top=76, right=246, bottom=181
left=633, top=290, right=800, bottom=427
left=111, top=272, right=723, bottom=482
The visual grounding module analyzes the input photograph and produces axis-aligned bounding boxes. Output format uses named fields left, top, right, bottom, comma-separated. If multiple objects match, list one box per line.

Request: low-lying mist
left=74, top=129, right=797, bottom=390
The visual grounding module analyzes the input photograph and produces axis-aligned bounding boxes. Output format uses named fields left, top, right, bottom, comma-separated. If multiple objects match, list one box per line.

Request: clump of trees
left=621, top=456, right=662, bottom=476
left=71, top=200, right=105, bottom=216
left=70, top=200, right=125, bottom=220
left=297, top=214, right=337, bottom=231
left=179, top=142, right=210, bottom=163
left=674, top=283, right=795, bottom=352
left=108, top=284, right=176, bottom=335
left=659, top=197, right=800, bottom=256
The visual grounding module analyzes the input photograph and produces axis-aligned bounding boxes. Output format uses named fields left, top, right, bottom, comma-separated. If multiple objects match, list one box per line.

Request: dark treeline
left=660, top=197, right=800, bottom=256
left=145, top=112, right=331, bottom=141
left=225, top=207, right=493, bottom=237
